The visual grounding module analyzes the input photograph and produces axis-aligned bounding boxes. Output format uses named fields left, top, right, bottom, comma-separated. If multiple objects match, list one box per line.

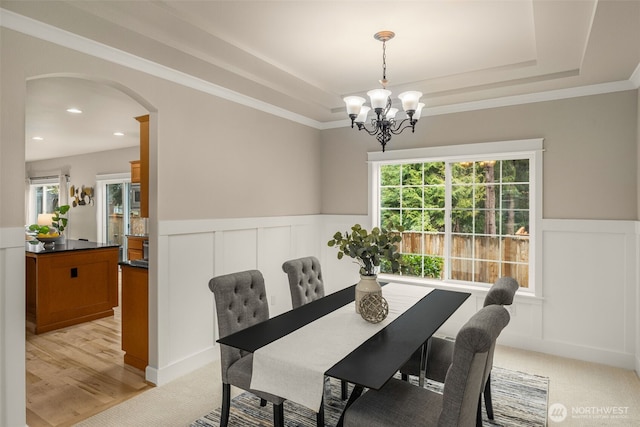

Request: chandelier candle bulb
left=367, top=89, right=391, bottom=110
left=355, top=106, right=371, bottom=124
left=398, top=91, right=423, bottom=112
left=413, top=103, right=425, bottom=121
left=344, top=96, right=366, bottom=116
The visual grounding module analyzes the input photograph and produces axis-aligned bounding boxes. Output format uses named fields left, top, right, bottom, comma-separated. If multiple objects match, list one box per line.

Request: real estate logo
left=549, top=403, right=630, bottom=423
left=549, top=403, right=568, bottom=423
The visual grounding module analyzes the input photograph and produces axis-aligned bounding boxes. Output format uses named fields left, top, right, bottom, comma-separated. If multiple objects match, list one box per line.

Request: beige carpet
left=73, top=363, right=224, bottom=427
left=74, top=345, right=640, bottom=426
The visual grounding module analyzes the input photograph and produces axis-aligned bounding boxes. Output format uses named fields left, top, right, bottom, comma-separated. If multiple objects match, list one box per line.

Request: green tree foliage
left=378, top=158, right=530, bottom=280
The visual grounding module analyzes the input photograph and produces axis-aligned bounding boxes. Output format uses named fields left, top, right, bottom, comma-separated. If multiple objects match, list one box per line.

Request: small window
left=27, top=178, right=60, bottom=225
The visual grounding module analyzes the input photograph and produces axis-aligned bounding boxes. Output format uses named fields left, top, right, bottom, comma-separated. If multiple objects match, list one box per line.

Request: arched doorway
left=24, top=75, right=157, bottom=425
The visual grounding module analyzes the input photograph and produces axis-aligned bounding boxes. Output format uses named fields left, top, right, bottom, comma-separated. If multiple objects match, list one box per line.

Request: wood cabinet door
left=121, top=265, right=148, bottom=371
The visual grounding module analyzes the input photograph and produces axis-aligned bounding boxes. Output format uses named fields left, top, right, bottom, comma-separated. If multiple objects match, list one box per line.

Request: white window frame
left=368, top=138, right=543, bottom=296
left=27, top=177, right=60, bottom=226
left=95, top=173, right=132, bottom=244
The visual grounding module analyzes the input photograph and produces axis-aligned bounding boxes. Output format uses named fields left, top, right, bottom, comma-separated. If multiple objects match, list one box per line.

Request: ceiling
left=4, top=0, right=639, bottom=161
left=26, top=77, right=148, bottom=162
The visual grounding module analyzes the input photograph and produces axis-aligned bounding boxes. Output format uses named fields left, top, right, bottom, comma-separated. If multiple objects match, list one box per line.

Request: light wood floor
left=26, top=305, right=153, bottom=427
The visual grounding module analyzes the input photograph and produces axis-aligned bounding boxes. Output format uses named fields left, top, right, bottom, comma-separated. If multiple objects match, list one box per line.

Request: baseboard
left=145, top=345, right=219, bottom=386
left=500, top=334, right=636, bottom=370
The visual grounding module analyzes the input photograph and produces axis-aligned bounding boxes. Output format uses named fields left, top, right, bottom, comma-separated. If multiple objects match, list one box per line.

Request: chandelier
left=343, top=31, right=425, bottom=152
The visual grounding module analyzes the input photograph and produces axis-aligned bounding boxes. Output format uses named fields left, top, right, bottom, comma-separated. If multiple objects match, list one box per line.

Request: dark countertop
left=25, top=239, right=120, bottom=254
left=120, top=259, right=149, bottom=269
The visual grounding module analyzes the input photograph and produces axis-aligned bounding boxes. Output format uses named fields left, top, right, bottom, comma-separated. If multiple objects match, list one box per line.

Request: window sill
left=377, top=273, right=544, bottom=304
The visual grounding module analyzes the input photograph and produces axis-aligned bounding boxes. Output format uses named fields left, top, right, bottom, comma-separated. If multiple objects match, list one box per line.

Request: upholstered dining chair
left=344, top=304, right=511, bottom=427
left=282, top=256, right=349, bottom=400
left=400, top=276, right=520, bottom=425
left=208, top=270, right=287, bottom=427
left=282, top=256, right=325, bottom=308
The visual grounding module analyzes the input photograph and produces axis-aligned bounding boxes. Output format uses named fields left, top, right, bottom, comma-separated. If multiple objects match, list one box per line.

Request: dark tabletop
left=217, top=283, right=470, bottom=390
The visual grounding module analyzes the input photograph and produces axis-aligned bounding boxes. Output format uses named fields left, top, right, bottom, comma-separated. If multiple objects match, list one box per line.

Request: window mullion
left=444, top=162, right=452, bottom=281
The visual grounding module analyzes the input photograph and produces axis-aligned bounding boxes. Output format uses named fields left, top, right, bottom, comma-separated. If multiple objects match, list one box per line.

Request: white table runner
left=249, top=283, right=433, bottom=411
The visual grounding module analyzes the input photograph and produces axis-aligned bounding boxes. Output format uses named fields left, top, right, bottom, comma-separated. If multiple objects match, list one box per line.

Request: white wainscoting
left=146, top=215, right=640, bottom=385
left=637, top=222, right=640, bottom=376
left=0, top=227, right=28, bottom=427
left=537, top=219, right=637, bottom=369
left=424, top=219, right=638, bottom=370
left=150, top=215, right=361, bottom=385
left=1, top=215, right=639, bottom=423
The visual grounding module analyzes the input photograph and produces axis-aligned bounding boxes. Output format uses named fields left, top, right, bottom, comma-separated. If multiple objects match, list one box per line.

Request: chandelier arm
left=356, top=122, right=383, bottom=137
left=389, top=118, right=417, bottom=135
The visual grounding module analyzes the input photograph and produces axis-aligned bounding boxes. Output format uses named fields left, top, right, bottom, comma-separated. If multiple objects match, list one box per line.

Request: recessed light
left=32, top=136, right=44, bottom=141
left=66, top=108, right=82, bottom=114
left=113, top=132, right=125, bottom=136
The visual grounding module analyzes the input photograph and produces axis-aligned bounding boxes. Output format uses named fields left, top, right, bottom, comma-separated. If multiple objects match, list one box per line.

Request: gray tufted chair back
left=438, top=305, right=510, bottom=426
left=282, top=256, right=325, bottom=309
left=483, top=276, right=519, bottom=307
left=208, top=270, right=270, bottom=383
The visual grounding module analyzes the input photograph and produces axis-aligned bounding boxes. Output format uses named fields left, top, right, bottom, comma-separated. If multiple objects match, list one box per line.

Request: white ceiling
left=26, top=77, right=148, bottom=162
left=5, top=0, right=639, bottom=161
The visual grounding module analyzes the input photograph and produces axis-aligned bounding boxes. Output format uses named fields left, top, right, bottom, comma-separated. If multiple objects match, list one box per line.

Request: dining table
left=216, top=281, right=470, bottom=427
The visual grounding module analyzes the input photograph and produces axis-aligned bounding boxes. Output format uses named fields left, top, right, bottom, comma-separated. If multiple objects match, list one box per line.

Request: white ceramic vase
left=355, top=274, right=382, bottom=313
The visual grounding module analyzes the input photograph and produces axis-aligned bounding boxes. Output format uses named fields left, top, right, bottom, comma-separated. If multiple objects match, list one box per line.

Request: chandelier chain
left=382, top=40, right=387, bottom=85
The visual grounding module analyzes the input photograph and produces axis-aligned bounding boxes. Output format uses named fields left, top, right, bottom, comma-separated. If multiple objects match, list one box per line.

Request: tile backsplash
left=130, top=217, right=148, bottom=235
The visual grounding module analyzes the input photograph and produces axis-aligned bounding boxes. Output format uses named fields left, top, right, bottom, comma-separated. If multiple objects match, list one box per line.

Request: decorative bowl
left=37, top=236, right=62, bottom=244
left=36, top=235, right=64, bottom=248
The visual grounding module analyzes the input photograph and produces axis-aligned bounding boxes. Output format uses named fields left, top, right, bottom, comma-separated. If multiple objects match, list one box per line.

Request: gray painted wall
left=0, top=28, right=323, bottom=229
left=26, top=146, right=139, bottom=241
left=321, top=90, right=639, bottom=221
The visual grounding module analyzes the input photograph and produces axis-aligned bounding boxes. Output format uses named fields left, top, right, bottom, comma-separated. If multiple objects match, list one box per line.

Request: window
left=370, top=139, right=541, bottom=291
left=27, top=178, right=60, bottom=225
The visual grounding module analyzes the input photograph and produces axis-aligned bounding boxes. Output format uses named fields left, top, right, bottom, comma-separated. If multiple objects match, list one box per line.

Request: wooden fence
left=400, top=232, right=529, bottom=287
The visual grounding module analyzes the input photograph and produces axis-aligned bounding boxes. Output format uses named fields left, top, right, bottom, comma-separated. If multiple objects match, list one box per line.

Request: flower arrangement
left=328, top=223, right=404, bottom=276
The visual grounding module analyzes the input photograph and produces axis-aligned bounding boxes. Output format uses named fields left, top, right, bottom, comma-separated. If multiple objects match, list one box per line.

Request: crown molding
left=630, top=62, right=640, bottom=89
left=0, top=8, right=324, bottom=129
left=2, top=8, right=638, bottom=133
left=320, top=79, right=638, bottom=130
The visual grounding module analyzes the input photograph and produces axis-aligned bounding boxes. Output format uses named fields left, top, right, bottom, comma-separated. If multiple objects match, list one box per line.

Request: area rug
left=190, top=366, right=548, bottom=426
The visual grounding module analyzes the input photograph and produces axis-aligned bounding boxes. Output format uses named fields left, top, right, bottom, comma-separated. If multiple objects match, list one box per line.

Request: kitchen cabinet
left=25, top=240, right=119, bottom=334
left=127, top=235, right=147, bottom=261
left=136, top=114, right=149, bottom=218
left=120, top=263, right=148, bottom=371
left=130, top=160, right=141, bottom=183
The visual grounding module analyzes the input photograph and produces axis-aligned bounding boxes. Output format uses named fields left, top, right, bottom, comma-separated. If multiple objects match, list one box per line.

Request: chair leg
left=316, top=396, right=325, bottom=427
left=401, top=373, right=408, bottom=381
left=341, top=380, right=348, bottom=400
left=484, top=373, right=494, bottom=419
left=273, top=402, right=285, bottom=427
left=260, top=398, right=267, bottom=407
left=324, top=376, right=332, bottom=402
left=220, top=383, right=231, bottom=427
left=476, top=395, right=483, bottom=427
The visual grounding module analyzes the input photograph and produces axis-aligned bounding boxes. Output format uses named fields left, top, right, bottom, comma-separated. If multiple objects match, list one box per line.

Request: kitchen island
left=26, top=239, right=120, bottom=334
